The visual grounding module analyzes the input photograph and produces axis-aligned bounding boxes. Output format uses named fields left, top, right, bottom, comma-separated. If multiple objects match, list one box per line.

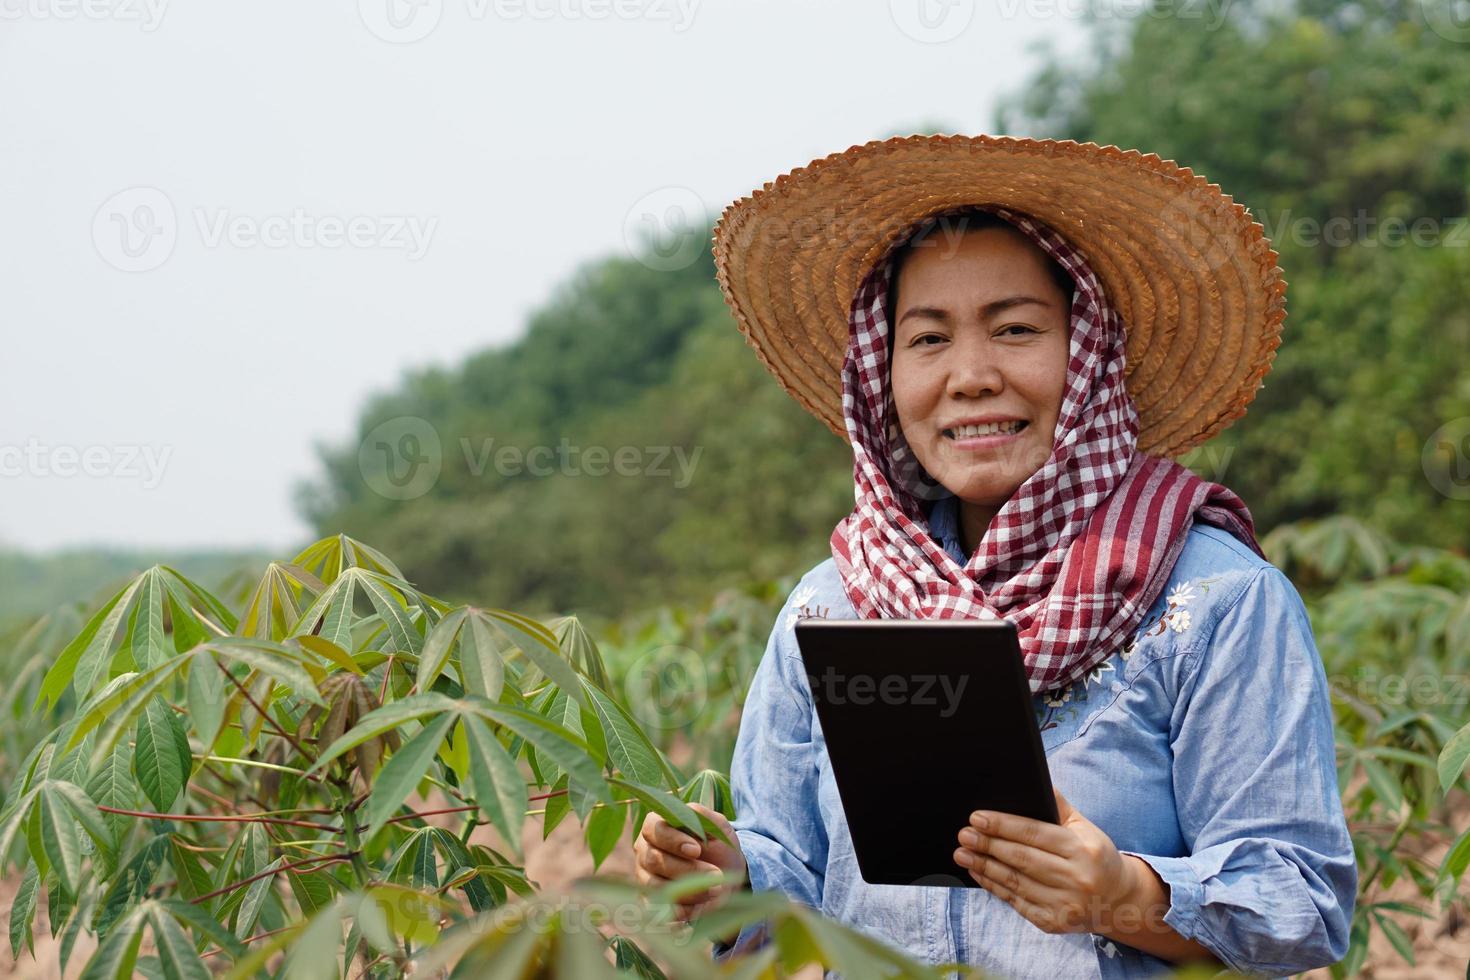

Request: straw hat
left=710, top=134, right=1286, bottom=459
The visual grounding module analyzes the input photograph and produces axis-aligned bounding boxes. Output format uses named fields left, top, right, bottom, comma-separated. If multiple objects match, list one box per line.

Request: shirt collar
left=926, top=492, right=971, bottom=563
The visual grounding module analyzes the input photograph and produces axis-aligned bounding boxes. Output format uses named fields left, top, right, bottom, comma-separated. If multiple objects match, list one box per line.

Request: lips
left=943, top=420, right=1029, bottom=439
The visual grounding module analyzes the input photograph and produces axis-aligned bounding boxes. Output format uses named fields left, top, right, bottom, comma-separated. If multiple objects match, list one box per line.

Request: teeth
left=949, top=420, right=1024, bottom=438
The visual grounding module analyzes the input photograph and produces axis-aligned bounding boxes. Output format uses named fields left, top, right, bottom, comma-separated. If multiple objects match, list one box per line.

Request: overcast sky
left=0, top=0, right=1088, bottom=554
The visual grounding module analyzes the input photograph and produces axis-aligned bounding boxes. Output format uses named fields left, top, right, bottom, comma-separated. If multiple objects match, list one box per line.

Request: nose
left=944, top=334, right=1004, bottom=399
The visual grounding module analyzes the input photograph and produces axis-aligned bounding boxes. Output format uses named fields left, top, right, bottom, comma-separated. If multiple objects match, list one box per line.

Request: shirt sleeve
left=712, top=584, right=830, bottom=961
left=1123, top=565, right=1357, bottom=976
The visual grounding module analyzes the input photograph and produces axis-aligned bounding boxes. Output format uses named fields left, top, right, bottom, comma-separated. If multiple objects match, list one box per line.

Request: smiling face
left=888, top=220, right=1074, bottom=548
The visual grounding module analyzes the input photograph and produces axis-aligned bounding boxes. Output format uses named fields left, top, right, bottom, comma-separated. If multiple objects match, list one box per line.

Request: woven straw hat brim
left=710, top=134, right=1286, bottom=459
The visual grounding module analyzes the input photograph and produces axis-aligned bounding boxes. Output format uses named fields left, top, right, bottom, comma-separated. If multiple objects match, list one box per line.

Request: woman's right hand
left=633, top=803, right=747, bottom=921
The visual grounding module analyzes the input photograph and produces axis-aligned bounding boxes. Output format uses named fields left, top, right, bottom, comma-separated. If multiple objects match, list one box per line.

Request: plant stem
left=192, top=852, right=355, bottom=905
left=96, top=805, right=333, bottom=831
left=219, top=661, right=317, bottom=762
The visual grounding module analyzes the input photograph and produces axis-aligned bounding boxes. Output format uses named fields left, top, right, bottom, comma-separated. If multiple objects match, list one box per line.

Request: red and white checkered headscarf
left=830, top=205, right=1264, bottom=693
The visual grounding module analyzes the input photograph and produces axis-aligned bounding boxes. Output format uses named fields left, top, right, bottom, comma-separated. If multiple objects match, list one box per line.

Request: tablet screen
left=795, top=619, right=1058, bottom=888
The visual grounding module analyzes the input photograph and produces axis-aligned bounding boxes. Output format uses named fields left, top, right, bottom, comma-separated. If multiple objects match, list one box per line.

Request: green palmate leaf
left=1373, top=910, right=1415, bottom=964
left=1440, top=826, right=1470, bottom=883
left=39, top=577, right=143, bottom=710
left=169, top=838, right=214, bottom=903
left=157, top=565, right=238, bottom=634
left=291, top=572, right=357, bottom=651
left=584, top=801, right=625, bottom=870
left=292, top=634, right=362, bottom=675
left=608, top=777, right=709, bottom=844
left=37, top=784, right=83, bottom=895
left=287, top=866, right=338, bottom=918
left=359, top=571, right=423, bottom=655
left=209, top=640, right=325, bottom=705
left=130, top=570, right=167, bottom=672
left=281, top=898, right=346, bottom=980
left=0, top=788, right=41, bottom=871
left=156, top=898, right=247, bottom=963
left=467, top=699, right=610, bottom=801
left=363, top=712, right=457, bottom=840
left=553, top=915, right=621, bottom=979
left=461, top=715, right=529, bottom=852
left=9, top=861, right=40, bottom=958
left=147, top=903, right=211, bottom=980
left=549, top=615, right=612, bottom=692
left=309, top=692, right=458, bottom=773
left=483, top=609, right=586, bottom=707
left=609, top=935, right=667, bottom=980
left=69, top=656, right=190, bottom=765
left=543, top=773, right=572, bottom=838
left=583, top=679, right=676, bottom=789
left=186, top=651, right=226, bottom=754
left=79, top=903, right=148, bottom=980
left=429, top=830, right=496, bottom=911
left=241, top=563, right=323, bottom=640
left=86, top=742, right=137, bottom=847
left=417, top=606, right=468, bottom=692
left=134, top=698, right=191, bottom=812
left=94, top=835, right=171, bottom=937
left=460, top=613, right=506, bottom=702
left=1438, top=722, right=1470, bottom=791
left=236, top=857, right=282, bottom=939
left=47, top=779, right=114, bottom=866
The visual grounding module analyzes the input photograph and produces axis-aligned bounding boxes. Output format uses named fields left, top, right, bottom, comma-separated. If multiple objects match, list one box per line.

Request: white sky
left=0, top=0, right=1086, bottom=553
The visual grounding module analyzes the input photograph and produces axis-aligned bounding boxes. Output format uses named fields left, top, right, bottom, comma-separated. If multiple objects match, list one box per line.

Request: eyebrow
left=897, top=295, right=1056, bottom=326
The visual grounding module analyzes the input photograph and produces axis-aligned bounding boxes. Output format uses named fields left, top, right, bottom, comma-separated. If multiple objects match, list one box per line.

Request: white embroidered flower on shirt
left=784, top=584, right=821, bottom=633
left=1168, top=582, right=1196, bottom=607
left=1166, top=609, right=1192, bottom=633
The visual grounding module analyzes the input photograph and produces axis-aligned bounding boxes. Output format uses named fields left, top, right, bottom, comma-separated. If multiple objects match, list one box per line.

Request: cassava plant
left=0, top=533, right=959, bottom=980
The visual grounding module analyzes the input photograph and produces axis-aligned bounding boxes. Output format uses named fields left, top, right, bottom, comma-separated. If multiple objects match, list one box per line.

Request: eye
left=999, top=324, right=1038, bottom=337
left=909, top=334, right=947, bottom=346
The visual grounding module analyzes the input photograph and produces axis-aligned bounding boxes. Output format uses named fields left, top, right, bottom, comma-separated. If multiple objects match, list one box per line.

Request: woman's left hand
left=952, top=788, right=1145, bottom=935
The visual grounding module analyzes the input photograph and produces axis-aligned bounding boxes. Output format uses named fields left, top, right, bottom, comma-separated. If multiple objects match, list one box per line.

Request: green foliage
left=0, top=533, right=950, bottom=978
left=997, top=0, right=1470, bottom=548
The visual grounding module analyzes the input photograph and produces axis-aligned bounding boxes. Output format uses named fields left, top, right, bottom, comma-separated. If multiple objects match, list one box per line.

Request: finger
left=688, top=803, right=738, bottom=848
left=956, top=828, right=1071, bottom=887
left=969, top=810, right=1077, bottom=858
left=1053, top=787, right=1076, bottom=823
left=643, top=815, right=704, bottom=858
left=640, top=845, right=718, bottom=879
left=958, top=852, right=1078, bottom=932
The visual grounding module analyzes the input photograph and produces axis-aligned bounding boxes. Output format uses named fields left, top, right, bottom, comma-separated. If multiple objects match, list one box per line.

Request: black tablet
left=794, top=618, right=1058, bottom=889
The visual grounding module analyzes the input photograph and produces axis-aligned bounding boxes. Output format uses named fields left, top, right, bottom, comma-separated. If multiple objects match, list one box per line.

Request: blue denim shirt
left=718, top=493, right=1356, bottom=978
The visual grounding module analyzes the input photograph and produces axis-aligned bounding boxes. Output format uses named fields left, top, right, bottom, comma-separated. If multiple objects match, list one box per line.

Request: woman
left=633, top=135, right=1356, bottom=978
